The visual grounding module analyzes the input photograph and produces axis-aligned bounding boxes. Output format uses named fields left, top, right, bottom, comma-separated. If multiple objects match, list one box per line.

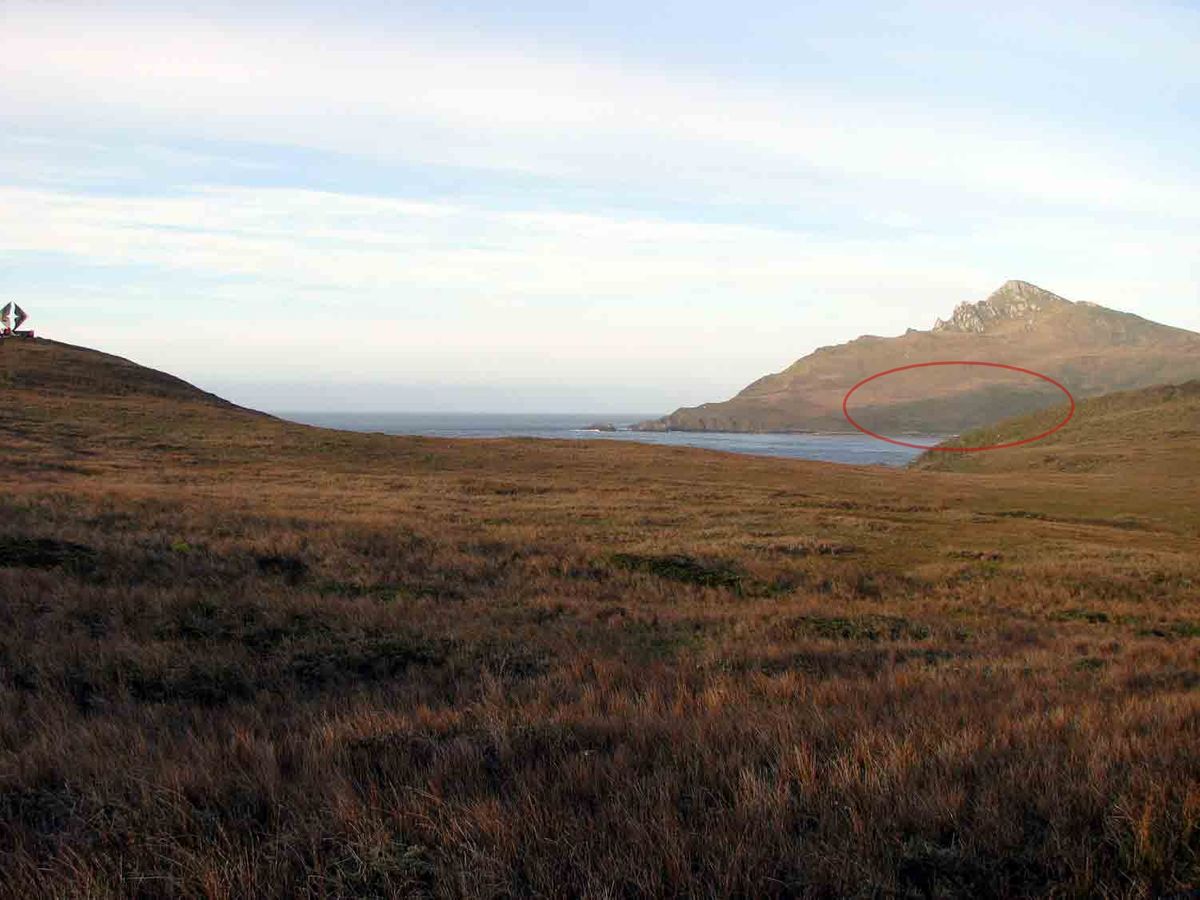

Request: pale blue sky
left=1, top=0, right=1197, bottom=411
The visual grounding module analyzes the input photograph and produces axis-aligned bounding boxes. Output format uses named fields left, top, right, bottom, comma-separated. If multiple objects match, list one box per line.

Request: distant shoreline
left=273, top=411, right=952, bottom=438
left=274, top=411, right=948, bottom=467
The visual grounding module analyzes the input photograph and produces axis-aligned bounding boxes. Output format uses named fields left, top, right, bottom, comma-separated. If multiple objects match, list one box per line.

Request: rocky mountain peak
left=932, top=280, right=1071, bottom=334
left=637, top=280, right=1200, bottom=434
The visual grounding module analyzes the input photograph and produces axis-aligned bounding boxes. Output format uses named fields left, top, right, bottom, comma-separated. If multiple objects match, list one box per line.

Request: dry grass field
left=2, top=340, right=1199, bottom=897
left=916, top=380, right=1200, bottom=478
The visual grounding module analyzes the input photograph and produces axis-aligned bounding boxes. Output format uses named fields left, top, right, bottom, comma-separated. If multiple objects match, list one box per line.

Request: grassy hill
left=915, top=380, right=1200, bottom=475
left=638, top=280, right=1200, bottom=433
left=0, top=337, right=239, bottom=405
left=2, top=340, right=1200, bottom=897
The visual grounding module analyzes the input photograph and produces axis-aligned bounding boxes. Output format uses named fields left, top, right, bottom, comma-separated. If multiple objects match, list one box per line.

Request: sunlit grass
left=1, top=341, right=1199, bottom=895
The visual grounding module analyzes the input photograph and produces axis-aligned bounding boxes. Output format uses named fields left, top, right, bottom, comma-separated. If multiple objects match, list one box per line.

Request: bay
left=278, top=412, right=952, bottom=466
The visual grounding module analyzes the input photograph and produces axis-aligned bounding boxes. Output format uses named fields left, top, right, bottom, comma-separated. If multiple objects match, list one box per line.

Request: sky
left=1, top=0, right=1198, bottom=412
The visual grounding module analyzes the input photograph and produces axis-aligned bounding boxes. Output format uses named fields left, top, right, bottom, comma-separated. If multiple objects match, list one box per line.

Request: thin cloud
left=2, top=6, right=1197, bottom=219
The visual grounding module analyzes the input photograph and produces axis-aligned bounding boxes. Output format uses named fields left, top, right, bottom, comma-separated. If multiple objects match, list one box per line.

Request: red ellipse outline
left=841, top=361, right=1075, bottom=452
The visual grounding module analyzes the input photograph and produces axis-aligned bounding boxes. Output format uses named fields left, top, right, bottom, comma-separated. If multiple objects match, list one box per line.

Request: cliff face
left=636, top=281, right=1200, bottom=434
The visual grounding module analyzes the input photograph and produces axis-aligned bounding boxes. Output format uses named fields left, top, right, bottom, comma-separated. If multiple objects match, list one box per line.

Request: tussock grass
left=2, top=342, right=1200, bottom=896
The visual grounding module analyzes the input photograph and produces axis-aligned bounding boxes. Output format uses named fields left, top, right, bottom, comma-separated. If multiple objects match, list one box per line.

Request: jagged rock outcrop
left=932, top=280, right=1070, bottom=334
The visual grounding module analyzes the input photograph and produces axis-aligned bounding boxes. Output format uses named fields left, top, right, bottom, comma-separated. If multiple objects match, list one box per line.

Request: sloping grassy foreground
left=915, top=380, right=1200, bottom=475
left=1, top=341, right=1199, bottom=897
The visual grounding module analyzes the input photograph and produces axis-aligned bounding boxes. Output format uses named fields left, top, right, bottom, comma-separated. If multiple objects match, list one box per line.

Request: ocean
left=276, top=412, right=950, bottom=467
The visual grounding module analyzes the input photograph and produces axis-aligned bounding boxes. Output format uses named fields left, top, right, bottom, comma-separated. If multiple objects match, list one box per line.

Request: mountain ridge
left=636, top=281, right=1200, bottom=434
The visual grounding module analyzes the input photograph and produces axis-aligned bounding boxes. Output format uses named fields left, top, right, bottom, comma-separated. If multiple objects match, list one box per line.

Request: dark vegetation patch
left=0, top=536, right=97, bottom=574
left=121, top=659, right=257, bottom=707
left=949, top=549, right=1004, bottom=561
left=26, top=605, right=543, bottom=709
left=58, top=656, right=257, bottom=711
left=82, top=510, right=139, bottom=530
left=726, top=647, right=896, bottom=678
left=901, top=647, right=965, bottom=667
left=345, top=721, right=622, bottom=793
left=317, top=576, right=474, bottom=604
left=895, top=837, right=1060, bottom=899
left=615, top=617, right=712, bottom=660
left=1051, top=608, right=1112, bottom=624
left=153, top=598, right=459, bottom=689
left=457, top=478, right=556, bottom=496
left=0, top=779, right=88, bottom=841
left=777, top=614, right=932, bottom=642
left=1077, top=515, right=1149, bottom=530
left=287, top=633, right=451, bottom=688
left=713, top=645, right=972, bottom=678
left=310, top=834, right=437, bottom=898
left=4, top=536, right=309, bottom=591
left=468, top=637, right=550, bottom=679
left=48, top=634, right=457, bottom=710
left=770, top=539, right=857, bottom=557
left=310, top=535, right=530, bottom=604
left=2, top=652, right=40, bottom=692
left=255, top=553, right=309, bottom=584
left=807, top=569, right=927, bottom=600
left=610, top=553, right=745, bottom=591
left=156, top=599, right=333, bottom=647
left=5, top=459, right=94, bottom=475
left=606, top=552, right=813, bottom=600
left=1057, top=571, right=1197, bottom=604
left=557, top=560, right=611, bottom=582
left=1125, top=669, right=1200, bottom=693
left=317, top=579, right=413, bottom=601
left=985, top=510, right=1151, bottom=531
left=1136, top=621, right=1200, bottom=639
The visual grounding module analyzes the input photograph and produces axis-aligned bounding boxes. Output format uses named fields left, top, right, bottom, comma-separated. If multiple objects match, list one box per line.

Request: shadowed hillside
left=2, top=341, right=1199, bottom=897
left=914, top=380, right=1200, bottom=475
left=638, top=281, right=1200, bottom=433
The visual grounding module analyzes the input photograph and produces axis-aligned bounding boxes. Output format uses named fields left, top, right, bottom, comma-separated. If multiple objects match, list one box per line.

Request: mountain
left=635, top=281, right=1200, bottom=434
left=913, top=379, right=1200, bottom=476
